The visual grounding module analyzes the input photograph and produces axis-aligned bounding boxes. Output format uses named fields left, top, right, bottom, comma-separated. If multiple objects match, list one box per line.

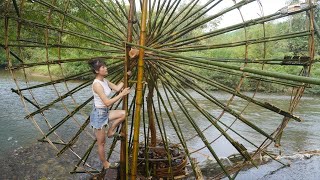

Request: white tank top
left=92, top=78, right=112, bottom=108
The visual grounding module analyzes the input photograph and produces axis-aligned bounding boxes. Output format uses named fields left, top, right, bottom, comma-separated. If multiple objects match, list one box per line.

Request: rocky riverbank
left=0, top=141, right=120, bottom=180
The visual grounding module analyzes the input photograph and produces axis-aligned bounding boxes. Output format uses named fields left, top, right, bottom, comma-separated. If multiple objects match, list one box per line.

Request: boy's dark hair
left=88, top=58, right=106, bottom=74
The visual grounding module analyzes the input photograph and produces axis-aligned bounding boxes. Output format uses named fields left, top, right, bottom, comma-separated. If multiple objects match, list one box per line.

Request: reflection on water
left=1, top=69, right=320, bottom=174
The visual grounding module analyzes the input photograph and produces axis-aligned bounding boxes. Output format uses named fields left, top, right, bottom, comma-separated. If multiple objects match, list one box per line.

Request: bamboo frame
left=3, top=0, right=319, bottom=179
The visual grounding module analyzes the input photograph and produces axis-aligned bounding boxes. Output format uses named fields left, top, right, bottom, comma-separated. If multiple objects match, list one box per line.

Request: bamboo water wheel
left=2, top=0, right=319, bottom=179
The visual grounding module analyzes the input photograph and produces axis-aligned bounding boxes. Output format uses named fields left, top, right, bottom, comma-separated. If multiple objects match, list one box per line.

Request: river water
left=1, top=68, right=320, bottom=179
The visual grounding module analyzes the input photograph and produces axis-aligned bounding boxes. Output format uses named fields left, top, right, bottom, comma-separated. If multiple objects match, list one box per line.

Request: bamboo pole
left=141, top=84, right=151, bottom=177
left=9, top=57, right=122, bottom=69
left=131, top=0, right=147, bottom=178
left=167, top=59, right=303, bottom=87
left=71, top=139, right=97, bottom=173
left=153, top=63, right=270, bottom=161
left=106, top=73, right=139, bottom=161
left=147, top=77, right=157, bottom=147
left=17, top=71, right=91, bottom=91
left=24, top=63, right=124, bottom=119
left=146, top=66, right=195, bottom=178
left=5, top=16, right=122, bottom=50
left=163, top=31, right=311, bottom=52
left=147, top=0, right=180, bottom=44
left=40, top=71, right=123, bottom=139
left=34, top=0, right=124, bottom=44
left=5, top=1, right=103, bottom=172
left=76, top=0, right=126, bottom=40
left=147, top=0, right=207, bottom=46
left=160, top=78, right=199, bottom=178
left=157, top=74, right=232, bottom=179
left=24, top=80, right=91, bottom=119
left=57, top=117, right=90, bottom=156
left=155, top=60, right=303, bottom=122
left=155, top=0, right=254, bottom=46
left=274, top=0, right=317, bottom=147
left=156, top=61, right=275, bottom=139
left=156, top=4, right=316, bottom=48
left=127, top=43, right=320, bottom=85
left=3, top=42, right=123, bottom=54
left=120, top=0, right=135, bottom=178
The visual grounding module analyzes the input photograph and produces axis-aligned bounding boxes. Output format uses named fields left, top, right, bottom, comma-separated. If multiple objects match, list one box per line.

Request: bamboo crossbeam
left=11, top=88, right=40, bottom=109
left=24, top=80, right=91, bottom=119
left=38, top=139, right=67, bottom=145
left=42, top=97, right=93, bottom=139
left=4, top=43, right=123, bottom=52
left=57, top=117, right=90, bottom=157
left=18, top=71, right=91, bottom=91
left=145, top=54, right=319, bottom=64
left=164, top=31, right=311, bottom=52
left=128, top=43, right=320, bottom=86
left=9, top=57, right=122, bottom=69
left=146, top=55, right=304, bottom=87
left=0, top=44, right=23, bottom=63
left=5, top=40, right=123, bottom=53
left=168, top=59, right=303, bottom=87
left=5, top=16, right=122, bottom=50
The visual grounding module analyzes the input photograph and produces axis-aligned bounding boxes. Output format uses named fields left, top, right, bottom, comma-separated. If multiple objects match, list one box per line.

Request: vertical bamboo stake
left=147, top=76, right=157, bottom=147
left=120, top=0, right=135, bottom=179
left=131, top=0, right=147, bottom=178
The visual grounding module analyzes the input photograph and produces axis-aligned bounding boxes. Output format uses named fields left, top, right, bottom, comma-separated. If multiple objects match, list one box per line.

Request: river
left=0, top=69, right=319, bottom=179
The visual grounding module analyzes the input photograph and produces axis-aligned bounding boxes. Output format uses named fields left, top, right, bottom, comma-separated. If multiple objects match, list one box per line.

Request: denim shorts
left=89, top=105, right=109, bottom=130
